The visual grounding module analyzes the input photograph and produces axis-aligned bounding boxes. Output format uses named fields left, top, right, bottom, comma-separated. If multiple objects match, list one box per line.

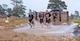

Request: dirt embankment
left=0, top=28, right=53, bottom=41
left=0, top=17, right=28, bottom=29
left=0, top=28, right=80, bottom=41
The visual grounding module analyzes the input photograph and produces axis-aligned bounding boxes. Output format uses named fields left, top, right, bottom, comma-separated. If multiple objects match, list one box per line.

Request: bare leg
left=29, top=23, right=32, bottom=28
left=46, top=23, right=49, bottom=28
left=40, top=23, right=43, bottom=28
left=46, top=23, right=51, bottom=29
left=42, top=23, right=44, bottom=28
left=49, top=23, right=51, bottom=28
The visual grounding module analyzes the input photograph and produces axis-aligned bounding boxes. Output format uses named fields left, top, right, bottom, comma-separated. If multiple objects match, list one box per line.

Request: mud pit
left=12, top=21, right=78, bottom=37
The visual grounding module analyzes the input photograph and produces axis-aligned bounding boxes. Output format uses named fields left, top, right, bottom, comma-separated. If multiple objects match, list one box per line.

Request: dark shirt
left=45, top=13, right=51, bottom=20
left=45, top=13, right=51, bottom=19
left=53, top=14, right=57, bottom=19
left=29, top=14, right=34, bottom=20
left=39, top=14, right=44, bottom=19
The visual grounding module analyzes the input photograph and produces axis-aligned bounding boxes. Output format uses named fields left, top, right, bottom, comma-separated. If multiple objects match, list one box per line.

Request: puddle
left=12, top=23, right=78, bottom=36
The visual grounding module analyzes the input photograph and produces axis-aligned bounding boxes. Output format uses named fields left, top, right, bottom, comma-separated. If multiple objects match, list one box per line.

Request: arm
left=32, top=15, right=35, bottom=21
left=44, top=14, right=46, bottom=23
left=48, top=13, right=51, bottom=19
left=44, top=17, right=46, bottom=23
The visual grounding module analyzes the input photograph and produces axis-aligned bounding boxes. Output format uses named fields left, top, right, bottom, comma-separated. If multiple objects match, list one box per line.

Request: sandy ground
left=0, top=28, right=49, bottom=41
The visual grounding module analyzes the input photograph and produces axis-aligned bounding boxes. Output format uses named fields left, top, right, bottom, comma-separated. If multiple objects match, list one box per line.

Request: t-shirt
left=29, top=14, right=34, bottom=20
left=53, top=14, right=57, bottom=19
left=39, top=14, right=44, bottom=19
left=45, top=13, right=51, bottom=18
left=45, top=13, right=51, bottom=20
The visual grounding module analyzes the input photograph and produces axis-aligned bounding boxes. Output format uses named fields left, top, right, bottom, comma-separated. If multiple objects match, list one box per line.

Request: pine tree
left=11, top=0, right=26, bottom=17
left=47, top=0, right=67, bottom=11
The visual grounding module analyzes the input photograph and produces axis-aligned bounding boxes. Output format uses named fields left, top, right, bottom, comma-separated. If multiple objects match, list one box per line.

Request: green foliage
left=74, top=11, right=79, bottom=17
left=48, top=0, right=67, bottom=10
left=7, top=8, right=13, bottom=16
left=0, top=0, right=26, bottom=17
left=68, top=19, right=80, bottom=28
left=2, top=4, right=8, bottom=9
left=11, top=0, right=23, bottom=6
left=11, top=0, right=26, bottom=17
left=0, top=5, right=3, bottom=14
left=68, top=19, right=80, bottom=24
left=75, top=36, right=80, bottom=41
left=0, top=4, right=8, bottom=14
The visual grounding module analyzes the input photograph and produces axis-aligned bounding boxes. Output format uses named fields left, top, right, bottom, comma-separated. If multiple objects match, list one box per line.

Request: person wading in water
left=39, top=11, right=44, bottom=28
left=45, top=10, right=51, bottom=28
left=53, top=13, right=57, bottom=25
left=28, top=9, right=34, bottom=28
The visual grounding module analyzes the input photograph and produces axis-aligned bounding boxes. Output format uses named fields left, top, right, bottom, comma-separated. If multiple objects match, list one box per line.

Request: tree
left=11, top=0, right=26, bottom=17
left=74, top=11, right=79, bottom=16
left=2, top=4, right=8, bottom=15
left=47, top=0, right=67, bottom=11
left=7, top=8, right=13, bottom=17
left=2, top=4, right=8, bottom=10
left=0, top=4, right=7, bottom=15
left=0, top=5, right=3, bottom=14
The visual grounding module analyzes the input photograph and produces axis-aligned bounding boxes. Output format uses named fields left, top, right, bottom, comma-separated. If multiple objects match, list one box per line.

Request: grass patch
left=75, top=36, right=80, bottom=41
left=68, top=19, right=80, bottom=27
left=68, top=19, right=80, bottom=24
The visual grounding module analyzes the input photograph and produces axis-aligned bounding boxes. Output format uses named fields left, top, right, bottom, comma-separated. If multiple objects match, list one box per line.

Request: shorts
left=53, top=16, right=56, bottom=19
left=40, top=19, right=43, bottom=23
left=46, top=19, right=50, bottom=23
left=29, top=19, right=34, bottom=24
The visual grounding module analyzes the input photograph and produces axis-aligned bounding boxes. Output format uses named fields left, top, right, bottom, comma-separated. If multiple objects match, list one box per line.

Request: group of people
left=28, top=9, right=57, bottom=28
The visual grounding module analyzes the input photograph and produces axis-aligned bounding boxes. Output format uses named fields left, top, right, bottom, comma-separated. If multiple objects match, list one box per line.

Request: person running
left=45, top=10, right=51, bottom=28
left=39, top=11, right=44, bottom=28
left=53, top=13, right=57, bottom=25
left=28, top=9, right=34, bottom=28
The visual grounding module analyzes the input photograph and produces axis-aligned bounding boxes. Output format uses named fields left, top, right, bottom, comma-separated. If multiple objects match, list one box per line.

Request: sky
left=0, top=0, right=80, bottom=16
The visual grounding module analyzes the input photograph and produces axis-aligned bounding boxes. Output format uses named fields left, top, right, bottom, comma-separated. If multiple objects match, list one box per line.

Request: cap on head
left=29, top=9, right=32, bottom=15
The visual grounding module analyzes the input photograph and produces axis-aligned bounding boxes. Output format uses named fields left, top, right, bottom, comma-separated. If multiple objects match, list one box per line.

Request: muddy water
left=12, top=22, right=78, bottom=37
